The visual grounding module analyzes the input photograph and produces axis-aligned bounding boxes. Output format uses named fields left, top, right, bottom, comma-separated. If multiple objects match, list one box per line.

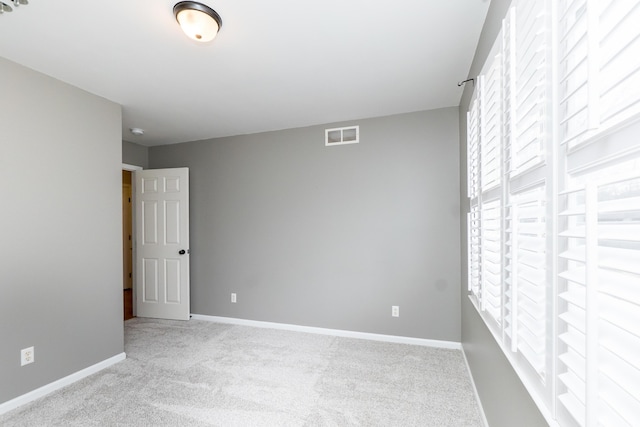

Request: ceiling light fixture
left=173, top=1, right=222, bottom=43
left=130, top=128, right=145, bottom=136
left=0, top=0, right=28, bottom=14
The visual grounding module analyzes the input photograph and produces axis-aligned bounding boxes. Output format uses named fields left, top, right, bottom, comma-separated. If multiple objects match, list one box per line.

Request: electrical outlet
left=392, top=306, right=399, bottom=317
left=231, top=293, right=237, bottom=303
left=21, top=346, right=34, bottom=366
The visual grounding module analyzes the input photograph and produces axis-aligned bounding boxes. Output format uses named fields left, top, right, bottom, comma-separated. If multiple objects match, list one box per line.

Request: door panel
left=142, top=200, right=158, bottom=244
left=165, top=259, right=181, bottom=303
left=135, top=168, right=190, bottom=320
left=165, top=201, right=180, bottom=243
left=143, top=258, right=159, bottom=302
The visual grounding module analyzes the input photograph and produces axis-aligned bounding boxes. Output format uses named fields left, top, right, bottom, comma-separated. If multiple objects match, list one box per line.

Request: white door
left=135, top=168, right=190, bottom=320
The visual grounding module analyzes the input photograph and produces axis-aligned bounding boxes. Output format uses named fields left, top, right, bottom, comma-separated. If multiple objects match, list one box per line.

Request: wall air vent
left=325, top=125, right=359, bottom=146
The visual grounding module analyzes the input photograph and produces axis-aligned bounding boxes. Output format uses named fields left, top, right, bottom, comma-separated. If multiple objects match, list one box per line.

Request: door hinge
left=129, top=273, right=132, bottom=278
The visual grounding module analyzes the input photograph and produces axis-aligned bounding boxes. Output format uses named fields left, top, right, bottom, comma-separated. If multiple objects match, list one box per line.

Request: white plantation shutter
left=481, top=199, right=502, bottom=325
left=468, top=90, right=482, bottom=306
left=558, top=0, right=593, bottom=147
left=595, top=172, right=640, bottom=426
left=557, top=187, right=589, bottom=426
left=598, top=0, right=640, bottom=127
left=507, top=0, right=553, bottom=394
left=468, top=97, right=481, bottom=200
left=511, top=0, right=549, bottom=176
left=501, top=11, right=517, bottom=344
left=511, top=185, right=548, bottom=378
left=502, top=6, right=515, bottom=180
left=466, top=0, right=640, bottom=425
left=476, top=40, right=505, bottom=327
left=558, top=0, right=640, bottom=149
left=468, top=0, right=554, bottom=412
left=557, top=163, right=640, bottom=427
left=480, top=50, right=502, bottom=192
left=504, top=201, right=515, bottom=342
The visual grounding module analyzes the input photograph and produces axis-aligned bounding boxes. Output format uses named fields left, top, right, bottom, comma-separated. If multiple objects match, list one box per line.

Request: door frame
left=122, top=163, right=143, bottom=318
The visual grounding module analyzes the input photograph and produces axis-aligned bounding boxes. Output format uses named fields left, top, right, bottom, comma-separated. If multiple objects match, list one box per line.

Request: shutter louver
left=512, top=0, right=548, bottom=176
left=512, top=185, right=547, bottom=378
left=481, top=199, right=502, bottom=324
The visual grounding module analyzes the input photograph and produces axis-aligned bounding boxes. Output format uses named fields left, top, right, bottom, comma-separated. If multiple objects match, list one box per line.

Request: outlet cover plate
left=21, top=346, right=34, bottom=366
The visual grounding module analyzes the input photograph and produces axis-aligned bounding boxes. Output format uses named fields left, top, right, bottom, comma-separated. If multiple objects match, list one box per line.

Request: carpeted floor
left=0, top=318, right=483, bottom=426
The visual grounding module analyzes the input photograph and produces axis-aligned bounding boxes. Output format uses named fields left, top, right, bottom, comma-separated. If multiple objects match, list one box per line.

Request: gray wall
left=122, top=140, right=149, bottom=168
left=150, top=108, right=462, bottom=341
left=458, top=0, right=548, bottom=425
left=0, top=57, right=124, bottom=404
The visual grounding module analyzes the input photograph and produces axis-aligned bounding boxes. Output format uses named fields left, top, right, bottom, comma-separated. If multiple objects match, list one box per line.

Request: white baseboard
left=461, top=348, right=490, bottom=427
left=0, top=352, right=126, bottom=416
left=190, top=314, right=462, bottom=350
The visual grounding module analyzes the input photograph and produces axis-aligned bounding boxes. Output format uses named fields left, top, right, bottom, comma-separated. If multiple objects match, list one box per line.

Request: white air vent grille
left=325, top=126, right=359, bottom=146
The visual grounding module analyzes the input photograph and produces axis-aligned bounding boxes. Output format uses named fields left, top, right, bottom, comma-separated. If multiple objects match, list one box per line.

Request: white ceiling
left=0, top=0, right=490, bottom=146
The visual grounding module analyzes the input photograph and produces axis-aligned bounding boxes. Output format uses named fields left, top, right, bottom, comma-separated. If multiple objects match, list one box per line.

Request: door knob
left=179, top=249, right=186, bottom=255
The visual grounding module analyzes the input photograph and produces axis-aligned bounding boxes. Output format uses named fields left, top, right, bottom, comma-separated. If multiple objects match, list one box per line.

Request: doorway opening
left=122, top=163, right=142, bottom=320
left=122, top=169, right=134, bottom=320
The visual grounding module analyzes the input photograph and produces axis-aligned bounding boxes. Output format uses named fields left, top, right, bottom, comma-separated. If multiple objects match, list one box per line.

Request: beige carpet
left=0, top=318, right=483, bottom=426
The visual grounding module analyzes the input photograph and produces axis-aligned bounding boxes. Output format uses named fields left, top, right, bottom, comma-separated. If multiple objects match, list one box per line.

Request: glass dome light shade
left=174, top=2, right=222, bottom=43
